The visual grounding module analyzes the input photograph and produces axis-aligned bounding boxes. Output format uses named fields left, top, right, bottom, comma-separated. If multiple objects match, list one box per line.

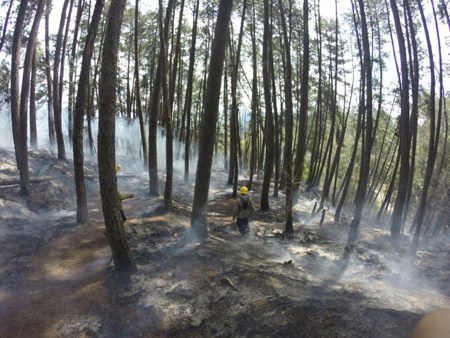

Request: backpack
left=241, top=197, right=249, bottom=210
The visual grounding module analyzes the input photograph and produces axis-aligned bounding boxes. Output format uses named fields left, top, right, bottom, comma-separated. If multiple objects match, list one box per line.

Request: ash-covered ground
left=0, top=149, right=449, bottom=337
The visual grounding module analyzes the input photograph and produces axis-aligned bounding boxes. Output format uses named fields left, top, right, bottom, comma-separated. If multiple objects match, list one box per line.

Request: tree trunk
left=10, top=0, right=29, bottom=167
left=45, top=2, right=56, bottom=147
left=30, top=45, right=38, bottom=149
left=68, top=0, right=84, bottom=149
left=148, top=0, right=175, bottom=196
left=53, top=0, right=71, bottom=161
left=411, top=0, right=442, bottom=257
left=183, top=0, right=200, bottom=183
left=389, top=0, right=411, bottom=239
left=18, top=0, right=47, bottom=196
left=135, top=0, right=148, bottom=168
left=98, top=0, right=136, bottom=273
left=191, top=0, right=233, bottom=240
left=293, top=0, right=310, bottom=200
left=0, top=0, right=14, bottom=53
left=260, top=0, right=274, bottom=212
left=350, top=0, right=374, bottom=230
left=278, top=0, right=294, bottom=234
left=73, top=0, right=104, bottom=224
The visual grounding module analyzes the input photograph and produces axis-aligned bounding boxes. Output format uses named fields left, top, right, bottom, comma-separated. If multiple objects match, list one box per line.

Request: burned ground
left=0, top=149, right=449, bottom=337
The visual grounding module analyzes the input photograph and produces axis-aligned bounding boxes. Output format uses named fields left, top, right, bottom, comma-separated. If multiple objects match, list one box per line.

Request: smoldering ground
left=0, top=131, right=449, bottom=336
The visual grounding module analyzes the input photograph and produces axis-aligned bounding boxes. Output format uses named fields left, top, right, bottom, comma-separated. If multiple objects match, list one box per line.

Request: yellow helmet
left=240, top=186, right=248, bottom=195
left=115, top=164, right=120, bottom=173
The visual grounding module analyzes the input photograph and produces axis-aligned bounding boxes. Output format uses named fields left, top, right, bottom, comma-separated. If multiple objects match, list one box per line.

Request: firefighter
left=116, top=164, right=134, bottom=222
left=232, top=186, right=254, bottom=236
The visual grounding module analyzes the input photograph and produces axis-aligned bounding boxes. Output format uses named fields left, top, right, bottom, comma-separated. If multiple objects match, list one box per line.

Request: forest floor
left=0, top=149, right=449, bottom=337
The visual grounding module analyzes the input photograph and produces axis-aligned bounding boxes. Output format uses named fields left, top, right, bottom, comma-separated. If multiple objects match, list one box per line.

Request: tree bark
left=191, top=0, right=233, bottom=240
left=293, top=0, right=310, bottom=200
left=53, top=0, right=71, bottom=161
left=389, top=0, right=411, bottom=239
left=98, top=0, right=136, bottom=273
left=260, top=0, right=275, bottom=212
left=18, top=0, right=47, bottom=196
left=45, top=2, right=56, bottom=147
left=73, top=0, right=104, bottom=224
left=135, top=0, right=148, bottom=168
left=10, top=0, right=29, bottom=167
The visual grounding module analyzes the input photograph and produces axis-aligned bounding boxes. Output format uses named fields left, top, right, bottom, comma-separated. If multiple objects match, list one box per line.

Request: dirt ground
left=0, top=149, right=449, bottom=337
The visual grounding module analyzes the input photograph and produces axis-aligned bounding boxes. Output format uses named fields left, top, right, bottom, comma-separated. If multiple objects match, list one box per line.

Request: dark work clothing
left=233, top=196, right=254, bottom=236
left=237, top=217, right=250, bottom=235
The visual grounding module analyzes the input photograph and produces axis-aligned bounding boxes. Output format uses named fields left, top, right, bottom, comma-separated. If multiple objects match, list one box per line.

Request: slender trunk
left=191, top=0, right=233, bottom=240
left=98, top=0, right=136, bottom=273
left=73, top=0, right=104, bottom=224
left=135, top=0, right=148, bottom=168
left=53, top=0, right=71, bottom=161
left=45, top=2, right=56, bottom=147
left=260, top=0, right=274, bottom=211
left=19, top=0, right=47, bottom=196
left=389, top=0, right=411, bottom=238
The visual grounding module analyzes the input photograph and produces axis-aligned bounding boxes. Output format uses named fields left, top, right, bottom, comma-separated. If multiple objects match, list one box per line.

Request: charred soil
left=0, top=149, right=449, bottom=337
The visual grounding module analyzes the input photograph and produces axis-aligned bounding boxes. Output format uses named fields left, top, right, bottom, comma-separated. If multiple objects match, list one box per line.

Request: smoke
left=0, top=103, right=13, bottom=149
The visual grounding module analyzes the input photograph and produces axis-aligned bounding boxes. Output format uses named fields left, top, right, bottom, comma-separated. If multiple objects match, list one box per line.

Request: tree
left=148, top=0, right=175, bottom=196
left=68, top=0, right=84, bottom=148
left=389, top=0, right=411, bottom=239
left=278, top=0, right=294, bottom=234
left=183, top=0, right=200, bottom=183
left=349, top=0, right=374, bottom=230
left=73, top=0, right=105, bottom=224
left=293, top=0, right=310, bottom=201
left=53, top=0, right=71, bottom=161
left=260, top=0, right=275, bottom=212
left=228, top=0, right=248, bottom=197
left=191, top=0, right=233, bottom=240
left=98, top=0, right=136, bottom=273
left=45, top=1, right=56, bottom=147
left=134, top=0, right=148, bottom=168
left=0, top=0, right=14, bottom=53
left=10, top=0, right=29, bottom=167
left=18, top=0, right=47, bottom=196
left=411, top=0, right=442, bottom=257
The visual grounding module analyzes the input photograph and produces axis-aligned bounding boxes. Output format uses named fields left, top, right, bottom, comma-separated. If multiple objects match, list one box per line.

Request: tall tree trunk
left=278, top=0, right=294, bottom=234
left=135, top=0, right=148, bottom=168
left=389, top=0, right=411, bottom=239
left=350, top=0, right=374, bottom=230
left=183, top=0, right=200, bottom=183
left=320, top=1, right=339, bottom=209
left=30, top=45, right=38, bottom=149
left=45, top=2, right=56, bottom=147
left=248, top=0, right=258, bottom=191
left=98, top=0, right=136, bottom=273
left=73, top=0, right=104, bottom=224
left=228, top=0, right=247, bottom=197
left=162, top=0, right=177, bottom=210
left=19, top=0, right=47, bottom=196
left=411, top=0, right=442, bottom=256
left=68, top=0, right=84, bottom=149
left=293, top=0, right=310, bottom=201
left=260, top=0, right=275, bottom=212
left=10, top=0, right=29, bottom=167
left=53, top=0, right=71, bottom=161
left=0, top=0, right=14, bottom=53
left=148, top=0, right=175, bottom=196
left=191, top=0, right=233, bottom=240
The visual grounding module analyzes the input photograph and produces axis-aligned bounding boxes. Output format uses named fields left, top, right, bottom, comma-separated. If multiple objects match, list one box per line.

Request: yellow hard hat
left=115, top=164, right=120, bottom=173
left=240, top=186, right=248, bottom=195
